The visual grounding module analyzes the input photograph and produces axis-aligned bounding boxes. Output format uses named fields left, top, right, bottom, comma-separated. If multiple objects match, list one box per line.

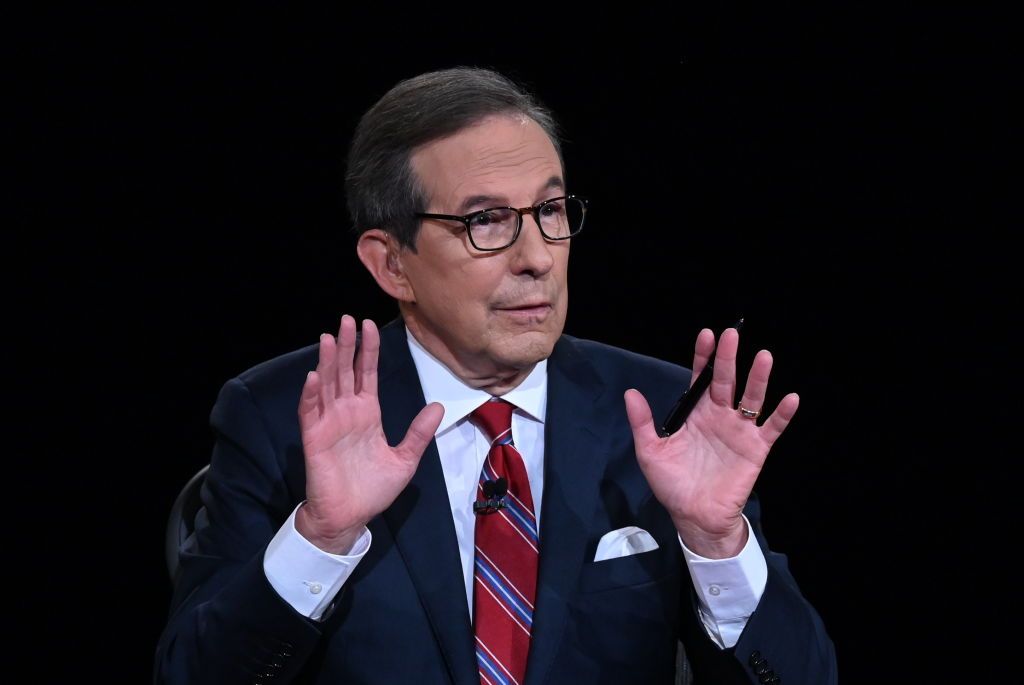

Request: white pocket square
left=593, top=526, right=660, bottom=561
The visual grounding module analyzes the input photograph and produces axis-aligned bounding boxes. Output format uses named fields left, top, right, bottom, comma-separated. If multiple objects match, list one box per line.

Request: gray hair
left=344, top=67, right=563, bottom=250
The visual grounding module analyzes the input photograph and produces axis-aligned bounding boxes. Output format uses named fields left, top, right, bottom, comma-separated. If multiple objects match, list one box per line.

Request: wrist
left=295, top=503, right=366, bottom=555
left=674, top=518, right=747, bottom=559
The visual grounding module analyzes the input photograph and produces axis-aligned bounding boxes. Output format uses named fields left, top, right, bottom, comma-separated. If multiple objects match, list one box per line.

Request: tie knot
left=470, top=398, right=515, bottom=443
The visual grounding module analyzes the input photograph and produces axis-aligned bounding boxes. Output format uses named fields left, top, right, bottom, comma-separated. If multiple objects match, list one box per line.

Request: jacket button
left=748, top=650, right=762, bottom=666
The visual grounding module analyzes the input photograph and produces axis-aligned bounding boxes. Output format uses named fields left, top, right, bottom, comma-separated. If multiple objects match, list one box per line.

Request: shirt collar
left=405, top=328, right=548, bottom=436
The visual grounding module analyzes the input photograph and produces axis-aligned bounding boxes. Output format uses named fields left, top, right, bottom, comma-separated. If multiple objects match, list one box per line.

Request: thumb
left=298, top=370, right=322, bottom=428
left=624, top=389, right=661, bottom=455
left=395, top=402, right=445, bottom=463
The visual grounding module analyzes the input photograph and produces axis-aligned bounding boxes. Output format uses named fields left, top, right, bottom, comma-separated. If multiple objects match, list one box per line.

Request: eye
left=470, top=210, right=500, bottom=227
left=469, top=208, right=515, bottom=230
left=539, top=199, right=566, bottom=217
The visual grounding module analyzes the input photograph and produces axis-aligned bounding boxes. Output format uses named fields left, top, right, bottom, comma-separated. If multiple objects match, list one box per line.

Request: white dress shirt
left=263, top=329, right=767, bottom=648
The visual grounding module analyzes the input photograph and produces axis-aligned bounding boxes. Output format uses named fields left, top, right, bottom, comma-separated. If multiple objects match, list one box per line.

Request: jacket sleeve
left=154, top=377, right=330, bottom=685
left=678, top=494, right=838, bottom=684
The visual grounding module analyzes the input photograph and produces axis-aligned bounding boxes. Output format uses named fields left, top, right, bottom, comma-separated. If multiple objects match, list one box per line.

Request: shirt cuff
left=263, top=503, right=372, bottom=621
left=678, top=515, right=767, bottom=648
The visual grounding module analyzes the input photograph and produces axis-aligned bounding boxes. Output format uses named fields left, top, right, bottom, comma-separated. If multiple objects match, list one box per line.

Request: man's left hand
left=624, top=327, right=799, bottom=559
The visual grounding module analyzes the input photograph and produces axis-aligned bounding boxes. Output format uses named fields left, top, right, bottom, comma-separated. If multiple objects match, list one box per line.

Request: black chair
left=161, top=462, right=692, bottom=682
left=165, top=464, right=209, bottom=581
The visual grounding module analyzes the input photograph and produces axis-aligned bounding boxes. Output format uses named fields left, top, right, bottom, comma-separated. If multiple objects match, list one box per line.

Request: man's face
left=399, top=114, right=570, bottom=386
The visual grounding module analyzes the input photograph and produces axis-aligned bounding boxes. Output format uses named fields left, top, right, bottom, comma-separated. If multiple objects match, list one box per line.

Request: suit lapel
left=526, top=336, right=611, bottom=685
left=376, top=320, right=478, bottom=685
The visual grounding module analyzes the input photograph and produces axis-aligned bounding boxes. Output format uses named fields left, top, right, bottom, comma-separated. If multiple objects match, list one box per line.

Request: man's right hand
left=295, top=315, right=444, bottom=554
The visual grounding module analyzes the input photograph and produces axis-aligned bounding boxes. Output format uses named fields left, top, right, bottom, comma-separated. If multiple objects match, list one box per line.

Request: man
left=155, top=67, right=836, bottom=684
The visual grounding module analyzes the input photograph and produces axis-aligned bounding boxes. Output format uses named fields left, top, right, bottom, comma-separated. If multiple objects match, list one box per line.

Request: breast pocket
left=578, top=544, right=679, bottom=594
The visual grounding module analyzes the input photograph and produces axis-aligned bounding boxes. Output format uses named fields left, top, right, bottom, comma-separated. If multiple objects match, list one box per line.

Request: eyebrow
left=455, top=176, right=565, bottom=214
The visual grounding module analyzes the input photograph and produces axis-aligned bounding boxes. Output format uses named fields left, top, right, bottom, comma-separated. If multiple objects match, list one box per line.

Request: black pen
left=659, top=316, right=745, bottom=436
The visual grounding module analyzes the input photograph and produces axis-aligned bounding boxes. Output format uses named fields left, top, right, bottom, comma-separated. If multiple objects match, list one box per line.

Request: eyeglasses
left=414, top=195, right=588, bottom=251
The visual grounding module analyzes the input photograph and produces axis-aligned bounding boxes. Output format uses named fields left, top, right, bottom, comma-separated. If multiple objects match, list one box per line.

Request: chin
left=494, top=330, right=559, bottom=368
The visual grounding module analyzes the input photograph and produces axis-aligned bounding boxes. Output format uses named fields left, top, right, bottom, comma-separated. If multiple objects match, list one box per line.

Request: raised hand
left=295, top=315, right=444, bottom=554
left=624, top=327, right=799, bottom=558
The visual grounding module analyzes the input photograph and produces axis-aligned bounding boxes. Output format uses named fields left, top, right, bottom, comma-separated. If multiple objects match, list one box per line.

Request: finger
left=396, top=402, right=445, bottom=463
left=709, top=328, right=739, bottom=407
left=355, top=319, right=380, bottom=396
left=738, top=349, right=773, bottom=416
left=690, top=328, right=715, bottom=388
left=317, top=333, right=337, bottom=405
left=336, top=314, right=357, bottom=396
left=761, top=392, right=800, bottom=446
left=299, top=370, right=323, bottom=426
left=623, top=389, right=662, bottom=455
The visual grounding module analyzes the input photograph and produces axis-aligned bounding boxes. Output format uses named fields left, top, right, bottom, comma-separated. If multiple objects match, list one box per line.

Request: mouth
left=494, top=302, right=553, bottom=320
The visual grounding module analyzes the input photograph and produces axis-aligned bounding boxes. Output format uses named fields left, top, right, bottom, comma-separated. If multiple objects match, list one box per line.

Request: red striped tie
left=471, top=399, right=538, bottom=685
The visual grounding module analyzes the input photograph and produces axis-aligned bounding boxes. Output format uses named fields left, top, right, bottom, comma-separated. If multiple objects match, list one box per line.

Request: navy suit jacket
left=155, top=319, right=836, bottom=684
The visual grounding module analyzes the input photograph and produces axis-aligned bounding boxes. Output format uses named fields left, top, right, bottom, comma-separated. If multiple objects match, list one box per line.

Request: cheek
left=425, top=265, right=496, bottom=323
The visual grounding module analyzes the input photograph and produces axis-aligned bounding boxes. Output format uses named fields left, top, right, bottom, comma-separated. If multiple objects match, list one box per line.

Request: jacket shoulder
left=235, top=343, right=320, bottom=390
left=211, top=343, right=320, bottom=426
left=559, top=335, right=691, bottom=396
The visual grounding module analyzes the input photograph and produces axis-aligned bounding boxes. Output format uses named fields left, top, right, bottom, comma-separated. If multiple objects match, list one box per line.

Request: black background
left=13, top=5, right=1014, bottom=683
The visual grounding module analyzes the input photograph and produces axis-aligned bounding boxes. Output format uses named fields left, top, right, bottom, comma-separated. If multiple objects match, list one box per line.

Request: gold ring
left=738, top=404, right=761, bottom=420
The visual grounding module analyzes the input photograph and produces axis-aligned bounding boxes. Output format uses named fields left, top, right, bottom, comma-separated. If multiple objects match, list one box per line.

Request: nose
left=510, top=212, right=557, bottom=276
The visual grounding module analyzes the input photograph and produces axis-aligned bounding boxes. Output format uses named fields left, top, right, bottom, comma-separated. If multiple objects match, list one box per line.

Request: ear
left=357, top=229, right=416, bottom=303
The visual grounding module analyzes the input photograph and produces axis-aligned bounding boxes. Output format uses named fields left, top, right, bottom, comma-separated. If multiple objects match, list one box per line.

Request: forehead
left=411, top=114, right=564, bottom=212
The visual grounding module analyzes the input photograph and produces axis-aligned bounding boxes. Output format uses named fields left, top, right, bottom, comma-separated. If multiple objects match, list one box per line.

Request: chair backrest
left=165, top=464, right=209, bottom=581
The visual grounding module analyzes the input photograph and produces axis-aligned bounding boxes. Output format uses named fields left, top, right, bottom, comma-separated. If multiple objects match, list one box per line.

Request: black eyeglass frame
left=413, top=194, right=588, bottom=251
